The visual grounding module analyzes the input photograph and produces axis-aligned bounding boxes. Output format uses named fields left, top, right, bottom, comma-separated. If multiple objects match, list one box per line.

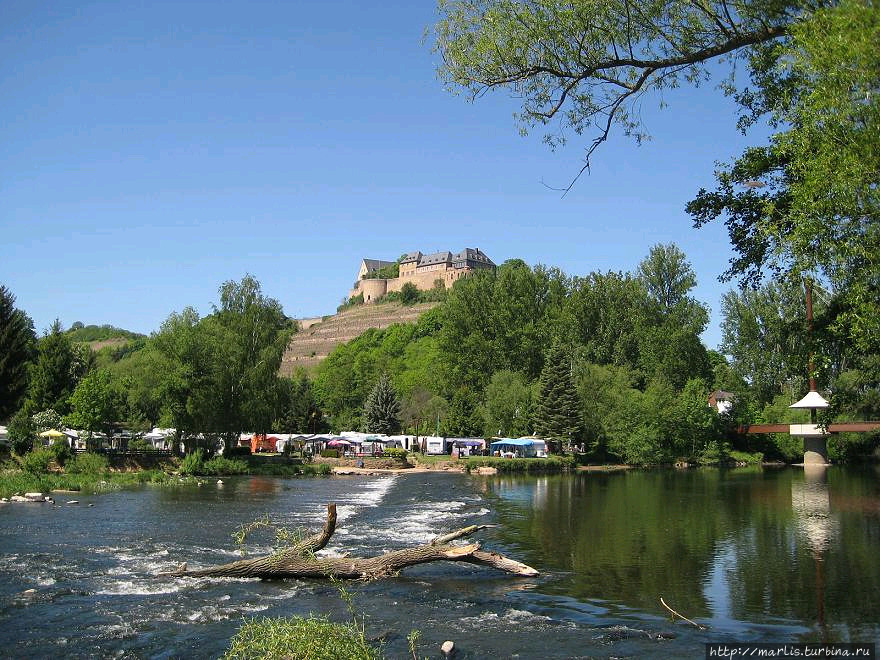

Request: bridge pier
left=802, top=436, right=829, bottom=466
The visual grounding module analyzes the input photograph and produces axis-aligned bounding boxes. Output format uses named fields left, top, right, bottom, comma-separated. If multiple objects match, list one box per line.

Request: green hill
left=66, top=323, right=146, bottom=343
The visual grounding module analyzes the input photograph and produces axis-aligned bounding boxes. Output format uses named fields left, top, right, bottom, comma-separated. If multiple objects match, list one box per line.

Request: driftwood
left=660, top=596, right=707, bottom=630
left=158, top=503, right=538, bottom=580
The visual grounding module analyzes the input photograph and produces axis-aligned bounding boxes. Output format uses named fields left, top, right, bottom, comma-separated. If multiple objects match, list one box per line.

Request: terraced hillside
left=281, top=301, right=438, bottom=374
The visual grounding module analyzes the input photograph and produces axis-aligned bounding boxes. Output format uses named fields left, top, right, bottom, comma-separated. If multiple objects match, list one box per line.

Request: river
left=0, top=466, right=878, bottom=658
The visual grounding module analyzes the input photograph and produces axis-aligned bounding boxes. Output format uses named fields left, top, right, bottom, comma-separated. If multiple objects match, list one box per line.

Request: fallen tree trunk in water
left=157, top=503, right=538, bottom=580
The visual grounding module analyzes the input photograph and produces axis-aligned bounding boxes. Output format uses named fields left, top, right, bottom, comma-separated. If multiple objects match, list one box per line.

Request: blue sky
left=1, top=0, right=767, bottom=350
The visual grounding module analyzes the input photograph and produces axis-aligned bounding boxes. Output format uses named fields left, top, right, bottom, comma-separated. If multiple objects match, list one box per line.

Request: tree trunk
left=158, top=503, right=537, bottom=580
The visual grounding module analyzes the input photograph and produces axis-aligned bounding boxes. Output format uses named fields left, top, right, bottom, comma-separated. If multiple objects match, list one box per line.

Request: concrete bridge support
left=803, top=436, right=829, bottom=465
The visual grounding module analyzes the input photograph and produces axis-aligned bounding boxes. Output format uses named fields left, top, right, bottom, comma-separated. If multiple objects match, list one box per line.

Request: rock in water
left=441, top=640, right=455, bottom=655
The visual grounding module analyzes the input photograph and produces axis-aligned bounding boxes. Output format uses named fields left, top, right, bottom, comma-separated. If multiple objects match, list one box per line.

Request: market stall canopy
left=39, top=429, right=66, bottom=438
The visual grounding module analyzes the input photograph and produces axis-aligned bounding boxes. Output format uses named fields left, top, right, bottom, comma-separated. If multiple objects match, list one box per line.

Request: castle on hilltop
left=348, top=248, right=496, bottom=303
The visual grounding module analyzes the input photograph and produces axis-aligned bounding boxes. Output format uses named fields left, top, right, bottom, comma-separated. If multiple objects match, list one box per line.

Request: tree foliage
left=439, top=260, right=568, bottom=389
left=719, top=279, right=810, bottom=405
left=27, top=320, right=89, bottom=416
left=482, top=370, right=534, bottom=438
left=276, top=370, right=326, bottom=434
left=363, top=372, right=402, bottom=435
left=686, top=0, right=879, bottom=353
left=0, top=285, right=36, bottom=421
left=207, top=275, right=294, bottom=446
left=435, top=0, right=799, bottom=178
left=534, top=342, right=583, bottom=446
left=66, top=369, right=124, bottom=450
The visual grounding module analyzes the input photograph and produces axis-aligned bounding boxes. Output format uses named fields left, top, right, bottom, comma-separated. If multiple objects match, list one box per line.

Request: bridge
left=741, top=420, right=880, bottom=464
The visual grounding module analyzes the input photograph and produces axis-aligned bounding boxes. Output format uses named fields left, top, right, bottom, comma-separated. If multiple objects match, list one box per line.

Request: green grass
left=246, top=461, right=331, bottom=477
left=408, top=453, right=458, bottom=467
left=0, top=467, right=172, bottom=498
left=224, top=615, right=381, bottom=660
left=465, top=455, right=576, bottom=473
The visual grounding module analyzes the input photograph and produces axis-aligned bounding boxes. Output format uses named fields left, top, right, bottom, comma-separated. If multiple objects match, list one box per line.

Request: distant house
left=708, top=390, right=735, bottom=414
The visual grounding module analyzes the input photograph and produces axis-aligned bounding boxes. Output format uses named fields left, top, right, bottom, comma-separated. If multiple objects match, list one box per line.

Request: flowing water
left=0, top=466, right=878, bottom=658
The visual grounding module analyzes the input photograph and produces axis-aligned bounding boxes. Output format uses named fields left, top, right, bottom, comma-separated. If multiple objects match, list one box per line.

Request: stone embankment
left=282, top=301, right=438, bottom=373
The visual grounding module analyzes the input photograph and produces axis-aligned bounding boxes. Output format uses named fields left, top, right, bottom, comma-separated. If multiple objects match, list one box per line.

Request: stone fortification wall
left=387, top=269, right=450, bottom=293
left=298, top=317, right=324, bottom=331
left=357, top=278, right=388, bottom=303
left=351, top=267, right=473, bottom=301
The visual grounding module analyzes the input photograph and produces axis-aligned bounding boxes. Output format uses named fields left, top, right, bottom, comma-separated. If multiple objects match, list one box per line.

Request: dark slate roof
left=362, top=259, right=395, bottom=271
left=419, top=251, right=452, bottom=266
left=400, top=251, right=422, bottom=264
left=453, top=247, right=495, bottom=267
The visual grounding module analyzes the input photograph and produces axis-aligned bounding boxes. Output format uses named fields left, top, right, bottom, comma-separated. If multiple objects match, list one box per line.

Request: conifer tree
left=28, top=320, right=80, bottom=415
left=363, top=372, right=401, bottom=435
left=0, top=285, right=36, bottom=422
left=534, top=342, right=583, bottom=449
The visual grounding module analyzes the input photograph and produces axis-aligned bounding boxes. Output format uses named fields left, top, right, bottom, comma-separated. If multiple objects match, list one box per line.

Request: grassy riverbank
left=0, top=466, right=173, bottom=499
left=465, top=455, right=576, bottom=473
left=0, top=450, right=332, bottom=499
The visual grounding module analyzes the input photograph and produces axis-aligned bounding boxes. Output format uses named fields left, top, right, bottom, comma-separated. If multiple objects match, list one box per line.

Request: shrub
left=321, top=449, right=339, bottom=458
left=49, top=438, right=72, bottom=466
left=383, top=448, right=408, bottom=460
left=337, top=293, right=365, bottom=313
left=400, top=282, right=420, bottom=305
left=728, top=449, right=764, bottom=465
left=66, top=452, right=110, bottom=475
left=128, top=438, right=153, bottom=452
left=180, top=448, right=206, bottom=475
left=226, top=446, right=252, bottom=458
left=203, top=456, right=249, bottom=475
left=22, top=448, right=54, bottom=474
left=465, top=455, right=575, bottom=473
left=224, top=615, right=380, bottom=660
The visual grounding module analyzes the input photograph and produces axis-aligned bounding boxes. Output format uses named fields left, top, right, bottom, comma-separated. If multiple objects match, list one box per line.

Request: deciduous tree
left=204, top=275, right=294, bottom=450
left=434, top=0, right=800, bottom=182
left=482, top=370, right=533, bottom=438
left=66, top=369, right=123, bottom=451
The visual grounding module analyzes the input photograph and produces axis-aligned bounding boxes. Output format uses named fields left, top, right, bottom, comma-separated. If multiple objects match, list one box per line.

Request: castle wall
left=349, top=278, right=388, bottom=303
left=351, top=268, right=480, bottom=302
left=390, top=269, right=452, bottom=293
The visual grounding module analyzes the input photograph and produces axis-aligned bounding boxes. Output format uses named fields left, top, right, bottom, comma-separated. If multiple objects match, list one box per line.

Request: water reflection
left=792, top=465, right=838, bottom=557
left=791, top=465, right=838, bottom=638
left=483, top=467, right=880, bottom=642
